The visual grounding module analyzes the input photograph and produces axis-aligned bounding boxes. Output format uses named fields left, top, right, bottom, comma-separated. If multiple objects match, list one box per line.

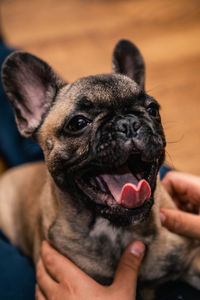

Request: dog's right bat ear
left=2, top=51, right=65, bottom=138
left=112, top=39, right=145, bottom=90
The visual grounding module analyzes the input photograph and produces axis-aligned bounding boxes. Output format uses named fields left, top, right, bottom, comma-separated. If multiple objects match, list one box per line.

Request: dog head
left=2, top=40, right=166, bottom=226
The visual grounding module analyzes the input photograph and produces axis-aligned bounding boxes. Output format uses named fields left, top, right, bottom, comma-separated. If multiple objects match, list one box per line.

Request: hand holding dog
left=161, top=171, right=200, bottom=240
left=36, top=240, right=145, bottom=300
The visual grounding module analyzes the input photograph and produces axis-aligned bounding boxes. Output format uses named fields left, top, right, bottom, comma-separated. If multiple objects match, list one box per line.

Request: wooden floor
left=1, top=0, right=200, bottom=174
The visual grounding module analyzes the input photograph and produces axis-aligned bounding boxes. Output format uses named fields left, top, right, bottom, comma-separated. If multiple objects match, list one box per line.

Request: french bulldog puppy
left=0, top=40, right=200, bottom=299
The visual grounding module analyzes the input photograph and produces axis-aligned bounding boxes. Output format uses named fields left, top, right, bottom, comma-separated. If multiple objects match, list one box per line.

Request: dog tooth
left=136, top=173, right=142, bottom=180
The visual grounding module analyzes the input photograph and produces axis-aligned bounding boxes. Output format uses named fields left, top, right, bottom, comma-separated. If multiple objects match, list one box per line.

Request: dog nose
left=117, top=118, right=140, bottom=137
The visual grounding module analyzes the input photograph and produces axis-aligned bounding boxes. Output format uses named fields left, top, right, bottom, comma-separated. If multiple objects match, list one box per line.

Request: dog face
left=2, top=40, right=166, bottom=226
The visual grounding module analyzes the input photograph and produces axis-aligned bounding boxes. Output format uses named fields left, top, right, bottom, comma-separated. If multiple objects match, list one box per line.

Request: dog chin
left=95, top=196, right=154, bottom=227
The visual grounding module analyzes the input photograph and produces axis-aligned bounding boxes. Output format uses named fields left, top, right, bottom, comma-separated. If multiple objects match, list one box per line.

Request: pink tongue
left=101, top=170, right=151, bottom=209
left=120, top=180, right=151, bottom=208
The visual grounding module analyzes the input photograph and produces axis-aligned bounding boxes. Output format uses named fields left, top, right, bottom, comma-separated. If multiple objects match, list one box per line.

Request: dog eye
left=66, top=116, right=91, bottom=132
left=146, top=105, right=159, bottom=117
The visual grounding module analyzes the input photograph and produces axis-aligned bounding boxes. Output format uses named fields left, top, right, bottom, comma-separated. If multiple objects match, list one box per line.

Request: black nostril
left=132, top=121, right=140, bottom=132
left=118, top=120, right=129, bottom=135
left=121, top=123, right=128, bottom=134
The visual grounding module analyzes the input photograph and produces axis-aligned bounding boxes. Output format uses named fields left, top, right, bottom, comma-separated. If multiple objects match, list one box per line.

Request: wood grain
left=1, top=0, right=200, bottom=174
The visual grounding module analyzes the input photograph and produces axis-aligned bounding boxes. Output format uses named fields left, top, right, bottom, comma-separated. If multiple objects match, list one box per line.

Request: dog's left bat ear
left=112, top=39, right=145, bottom=90
left=2, top=51, right=65, bottom=138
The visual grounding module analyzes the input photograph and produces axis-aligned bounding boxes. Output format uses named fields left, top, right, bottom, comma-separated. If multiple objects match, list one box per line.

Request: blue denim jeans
left=0, top=232, right=35, bottom=300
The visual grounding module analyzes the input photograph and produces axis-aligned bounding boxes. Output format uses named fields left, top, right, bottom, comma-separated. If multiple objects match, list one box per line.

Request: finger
left=35, top=284, right=46, bottom=300
left=113, top=241, right=145, bottom=297
left=160, top=208, right=200, bottom=240
left=41, top=241, right=96, bottom=286
left=162, top=171, right=200, bottom=205
left=36, top=258, right=58, bottom=299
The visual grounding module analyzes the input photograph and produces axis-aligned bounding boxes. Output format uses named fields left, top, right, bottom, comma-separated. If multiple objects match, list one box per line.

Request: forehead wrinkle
left=75, top=96, right=94, bottom=112
left=57, top=74, right=143, bottom=113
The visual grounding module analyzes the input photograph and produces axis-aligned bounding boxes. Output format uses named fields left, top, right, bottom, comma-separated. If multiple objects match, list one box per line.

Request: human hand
left=36, top=240, right=145, bottom=300
left=161, top=171, right=200, bottom=239
left=162, top=170, right=200, bottom=210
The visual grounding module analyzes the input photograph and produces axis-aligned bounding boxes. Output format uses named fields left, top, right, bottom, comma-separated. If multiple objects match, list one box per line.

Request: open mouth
left=76, top=154, right=159, bottom=222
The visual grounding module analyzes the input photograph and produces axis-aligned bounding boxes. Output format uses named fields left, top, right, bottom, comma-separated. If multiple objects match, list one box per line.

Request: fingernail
left=160, top=211, right=166, bottom=224
left=129, top=241, right=145, bottom=258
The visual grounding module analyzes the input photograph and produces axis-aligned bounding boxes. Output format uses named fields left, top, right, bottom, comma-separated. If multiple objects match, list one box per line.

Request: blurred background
left=1, top=0, right=200, bottom=174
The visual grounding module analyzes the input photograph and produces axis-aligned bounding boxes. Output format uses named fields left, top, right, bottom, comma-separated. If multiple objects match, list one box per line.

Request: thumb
left=113, top=241, right=145, bottom=297
left=160, top=208, right=200, bottom=240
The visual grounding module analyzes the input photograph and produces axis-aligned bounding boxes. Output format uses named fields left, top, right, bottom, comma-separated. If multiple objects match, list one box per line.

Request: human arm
left=36, top=240, right=145, bottom=300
